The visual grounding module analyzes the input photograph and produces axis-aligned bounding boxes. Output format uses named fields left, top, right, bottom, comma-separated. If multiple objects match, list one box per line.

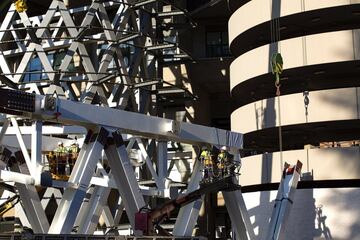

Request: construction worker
left=68, top=139, right=79, bottom=172
left=200, top=146, right=213, bottom=183
left=217, top=146, right=228, bottom=178
left=54, top=141, right=67, bottom=175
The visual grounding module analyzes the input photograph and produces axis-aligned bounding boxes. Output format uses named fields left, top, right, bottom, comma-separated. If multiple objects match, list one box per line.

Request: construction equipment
left=266, top=160, right=303, bottom=240
left=0, top=195, right=19, bottom=217
left=135, top=176, right=240, bottom=236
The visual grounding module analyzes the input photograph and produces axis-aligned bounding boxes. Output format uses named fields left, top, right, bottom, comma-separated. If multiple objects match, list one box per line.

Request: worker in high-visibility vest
left=217, top=146, right=228, bottom=178
left=68, top=140, right=79, bottom=172
left=200, top=146, right=213, bottom=183
left=54, top=141, right=67, bottom=175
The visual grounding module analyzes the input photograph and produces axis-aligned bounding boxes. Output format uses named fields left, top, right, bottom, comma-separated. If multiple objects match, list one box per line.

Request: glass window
left=206, top=31, right=230, bottom=58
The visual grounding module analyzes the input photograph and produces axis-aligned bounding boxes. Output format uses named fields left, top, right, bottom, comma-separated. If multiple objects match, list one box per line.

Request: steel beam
left=31, top=121, right=42, bottom=176
left=10, top=118, right=35, bottom=178
left=157, top=141, right=168, bottom=190
left=29, top=94, right=243, bottom=149
left=172, top=159, right=203, bottom=236
left=265, top=161, right=302, bottom=240
left=0, top=119, right=10, bottom=144
left=104, top=131, right=146, bottom=228
left=77, top=185, right=111, bottom=234
left=222, top=182, right=256, bottom=240
left=12, top=163, right=49, bottom=233
left=48, top=128, right=108, bottom=234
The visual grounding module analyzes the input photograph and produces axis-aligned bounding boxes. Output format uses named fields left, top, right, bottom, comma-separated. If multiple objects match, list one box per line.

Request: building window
left=206, top=31, right=230, bottom=58
left=24, top=55, right=53, bottom=82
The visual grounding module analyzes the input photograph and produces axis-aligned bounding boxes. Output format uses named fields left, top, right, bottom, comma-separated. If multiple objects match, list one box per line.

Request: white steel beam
left=5, top=125, right=86, bottom=135
left=102, top=205, right=115, bottom=227
left=31, top=94, right=243, bottom=149
left=48, top=128, right=108, bottom=234
left=136, top=138, right=161, bottom=188
left=173, top=159, right=203, bottom=236
left=12, top=163, right=49, bottom=233
left=77, top=185, right=111, bottom=234
left=113, top=197, right=124, bottom=225
left=10, top=118, right=36, bottom=178
left=31, top=121, right=43, bottom=176
left=0, top=170, right=35, bottom=185
left=104, top=131, right=146, bottom=228
left=222, top=186, right=256, bottom=240
left=265, top=161, right=302, bottom=240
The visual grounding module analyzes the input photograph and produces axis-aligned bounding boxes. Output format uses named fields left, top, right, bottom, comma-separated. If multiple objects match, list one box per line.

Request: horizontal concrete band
left=240, top=147, right=360, bottom=186
left=230, top=4, right=360, bottom=57
left=229, top=0, right=360, bottom=47
left=241, top=179, right=360, bottom=193
left=230, top=29, right=360, bottom=91
left=232, top=87, right=360, bottom=134
left=230, top=60, right=360, bottom=109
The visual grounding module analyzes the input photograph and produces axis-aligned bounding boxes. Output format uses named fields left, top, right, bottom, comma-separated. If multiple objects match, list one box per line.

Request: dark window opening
left=206, top=31, right=230, bottom=58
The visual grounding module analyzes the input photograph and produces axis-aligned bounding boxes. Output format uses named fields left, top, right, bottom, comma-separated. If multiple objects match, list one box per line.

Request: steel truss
left=0, top=1, right=300, bottom=239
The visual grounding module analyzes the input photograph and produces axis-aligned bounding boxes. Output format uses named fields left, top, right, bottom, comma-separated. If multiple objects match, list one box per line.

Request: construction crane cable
left=270, top=0, right=284, bottom=173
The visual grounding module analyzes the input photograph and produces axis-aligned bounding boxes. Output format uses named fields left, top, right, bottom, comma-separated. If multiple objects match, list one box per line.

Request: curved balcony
left=230, top=30, right=360, bottom=108
left=229, top=1, right=360, bottom=56
left=240, top=147, right=360, bottom=186
left=231, top=87, right=360, bottom=134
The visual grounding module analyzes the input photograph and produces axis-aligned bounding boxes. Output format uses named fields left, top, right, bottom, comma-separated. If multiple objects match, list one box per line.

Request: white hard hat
left=58, top=141, right=63, bottom=145
left=221, top=146, right=227, bottom=151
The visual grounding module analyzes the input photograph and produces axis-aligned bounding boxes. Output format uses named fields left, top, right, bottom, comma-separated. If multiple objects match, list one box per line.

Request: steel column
left=77, top=185, right=111, bottom=234
left=222, top=183, right=256, bottom=240
left=172, top=159, right=203, bottom=236
left=12, top=164, right=49, bottom=233
left=157, top=141, right=168, bottom=190
left=0, top=119, right=10, bottom=144
left=104, top=131, right=146, bottom=228
left=31, top=121, right=42, bottom=176
left=48, top=128, right=108, bottom=234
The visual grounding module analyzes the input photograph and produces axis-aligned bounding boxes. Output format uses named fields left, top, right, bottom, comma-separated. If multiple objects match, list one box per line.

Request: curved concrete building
left=229, top=1, right=360, bottom=239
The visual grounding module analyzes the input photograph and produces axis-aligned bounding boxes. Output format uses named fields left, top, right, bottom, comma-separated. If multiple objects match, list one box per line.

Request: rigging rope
left=270, top=0, right=284, bottom=172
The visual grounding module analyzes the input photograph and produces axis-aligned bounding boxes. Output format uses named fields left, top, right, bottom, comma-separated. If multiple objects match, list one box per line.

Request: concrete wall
left=228, top=0, right=360, bottom=45
left=229, top=1, right=360, bottom=239
left=231, top=87, right=360, bottom=133
left=240, top=147, right=360, bottom=185
left=243, top=188, right=360, bottom=239
left=230, top=29, right=360, bottom=90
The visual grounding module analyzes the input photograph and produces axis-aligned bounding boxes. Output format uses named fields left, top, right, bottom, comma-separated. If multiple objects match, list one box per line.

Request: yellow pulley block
left=14, top=0, right=27, bottom=13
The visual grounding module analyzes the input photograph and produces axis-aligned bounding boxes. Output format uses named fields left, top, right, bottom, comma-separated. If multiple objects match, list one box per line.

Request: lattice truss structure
left=0, top=0, right=253, bottom=238
left=0, top=0, right=192, bottom=110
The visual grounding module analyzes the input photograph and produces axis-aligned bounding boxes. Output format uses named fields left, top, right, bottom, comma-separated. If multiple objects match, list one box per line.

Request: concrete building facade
left=229, top=0, right=360, bottom=239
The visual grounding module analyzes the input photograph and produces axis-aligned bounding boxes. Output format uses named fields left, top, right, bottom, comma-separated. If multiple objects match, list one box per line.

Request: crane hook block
left=14, top=0, right=28, bottom=13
